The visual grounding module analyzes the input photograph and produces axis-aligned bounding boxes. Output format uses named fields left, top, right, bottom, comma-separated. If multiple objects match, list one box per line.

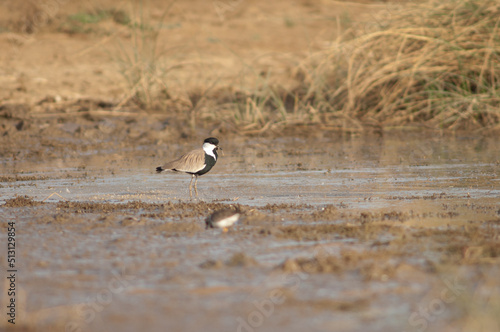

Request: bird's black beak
left=218, top=146, right=224, bottom=156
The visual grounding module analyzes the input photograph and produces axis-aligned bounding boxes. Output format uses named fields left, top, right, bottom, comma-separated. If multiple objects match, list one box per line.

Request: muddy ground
left=1, top=134, right=500, bottom=332
left=1, top=0, right=500, bottom=331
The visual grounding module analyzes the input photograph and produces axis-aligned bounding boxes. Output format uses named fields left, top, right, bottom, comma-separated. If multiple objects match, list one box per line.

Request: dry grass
left=4, top=0, right=498, bottom=134
left=297, top=0, right=500, bottom=132
left=111, top=2, right=172, bottom=110
left=197, top=0, right=500, bottom=134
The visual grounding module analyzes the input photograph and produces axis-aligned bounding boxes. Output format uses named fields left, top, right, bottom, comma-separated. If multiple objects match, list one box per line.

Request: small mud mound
left=310, top=205, right=339, bottom=220
left=2, top=195, right=44, bottom=207
left=261, top=203, right=313, bottom=213
left=279, top=248, right=415, bottom=281
left=0, top=102, right=31, bottom=119
left=0, top=175, right=49, bottom=182
left=199, top=259, right=224, bottom=269
left=57, top=201, right=164, bottom=213
left=240, top=208, right=268, bottom=226
left=281, top=255, right=343, bottom=274
left=275, top=223, right=402, bottom=241
left=287, top=298, right=369, bottom=312
left=199, top=252, right=258, bottom=269
left=58, top=201, right=248, bottom=219
left=150, top=220, right=203, bottom=235
left=225, top=252, right=258, bottom=267
left=36, top=212, right=87, bottom=225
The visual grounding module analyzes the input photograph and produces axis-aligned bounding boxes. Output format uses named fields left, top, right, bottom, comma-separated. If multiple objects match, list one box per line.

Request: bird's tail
left=156, top=166, right=164, bottom=173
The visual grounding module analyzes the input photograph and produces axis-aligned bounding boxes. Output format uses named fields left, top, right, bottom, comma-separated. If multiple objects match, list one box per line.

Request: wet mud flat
left=1, top=135, right=500, bottom=332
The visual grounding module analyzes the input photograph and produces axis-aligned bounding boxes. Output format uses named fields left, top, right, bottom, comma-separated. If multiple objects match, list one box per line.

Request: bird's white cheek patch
left=203, top=143, right=217, bottom=160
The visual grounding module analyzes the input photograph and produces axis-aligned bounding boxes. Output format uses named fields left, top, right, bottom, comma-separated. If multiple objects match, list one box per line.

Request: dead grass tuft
left=300, top=0, right=500, bottom=132
left=199, top=0, right=500, bottom=134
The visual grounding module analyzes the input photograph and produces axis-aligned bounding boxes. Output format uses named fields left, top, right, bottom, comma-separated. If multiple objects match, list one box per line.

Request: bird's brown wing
left=161, top=148, right=206, bottom=173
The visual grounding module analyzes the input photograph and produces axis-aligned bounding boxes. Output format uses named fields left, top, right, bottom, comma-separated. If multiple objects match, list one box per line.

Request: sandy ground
left=1, top=0, right=390, bottom=106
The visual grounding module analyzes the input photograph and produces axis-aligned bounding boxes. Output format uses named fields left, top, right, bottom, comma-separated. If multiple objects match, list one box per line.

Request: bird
left=205, top=208, right=241, bottom=232
left=156, top=137, right=221, bottom=197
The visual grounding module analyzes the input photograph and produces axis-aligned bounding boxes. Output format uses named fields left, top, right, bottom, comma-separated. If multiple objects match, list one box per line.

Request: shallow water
left=2, top=135, right=499, bottom=205
left=1, top=134, right=499, bottom=332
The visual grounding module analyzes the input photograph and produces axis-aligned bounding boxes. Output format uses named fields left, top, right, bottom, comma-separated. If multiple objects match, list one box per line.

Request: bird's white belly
left=214, top=214, right=240, bottom=228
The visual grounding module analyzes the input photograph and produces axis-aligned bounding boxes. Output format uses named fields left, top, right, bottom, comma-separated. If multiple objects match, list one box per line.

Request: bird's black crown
left=204, top=137, right=219, bottom=146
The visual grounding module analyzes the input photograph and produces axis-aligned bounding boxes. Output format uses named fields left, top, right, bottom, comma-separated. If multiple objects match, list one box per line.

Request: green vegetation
left=68, top=11, right=109, bottom=24
left=60, top=8, right=130, bottom=34
left=111, top=2, right=172, bottom=110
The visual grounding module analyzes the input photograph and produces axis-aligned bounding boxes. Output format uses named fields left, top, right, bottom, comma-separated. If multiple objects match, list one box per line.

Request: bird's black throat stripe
left=192, top=150, right=217, bottom=176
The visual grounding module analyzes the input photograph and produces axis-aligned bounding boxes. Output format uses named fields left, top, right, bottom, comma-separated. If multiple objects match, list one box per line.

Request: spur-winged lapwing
left=156, top=137, right=221, bottom=197
left=205, top=208, right=240, bottom=232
